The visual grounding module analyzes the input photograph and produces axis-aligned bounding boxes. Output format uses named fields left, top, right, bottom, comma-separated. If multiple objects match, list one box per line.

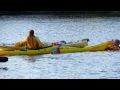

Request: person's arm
left=15, top=38, right=27, bottom=47
left=35, top=36, right=43, bottom=48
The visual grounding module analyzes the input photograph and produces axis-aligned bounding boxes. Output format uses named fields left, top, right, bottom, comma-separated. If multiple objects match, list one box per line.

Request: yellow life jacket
left=107, top=41, right=119, bottom=50
left=26, top=36, right=39, bottom=49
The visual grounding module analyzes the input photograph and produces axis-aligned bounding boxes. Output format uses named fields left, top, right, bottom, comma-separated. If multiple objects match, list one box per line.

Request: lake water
left=0, top=15, right=120, bottom=79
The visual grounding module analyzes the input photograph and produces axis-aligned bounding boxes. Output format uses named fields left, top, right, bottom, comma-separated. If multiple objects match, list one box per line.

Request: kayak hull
left=0, top=41, right=109, bottom=56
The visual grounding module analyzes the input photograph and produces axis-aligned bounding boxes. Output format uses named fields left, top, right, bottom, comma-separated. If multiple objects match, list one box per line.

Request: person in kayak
left=106, top=39, right=120, bottom=51
left=15, top=30, right=43, bottom=50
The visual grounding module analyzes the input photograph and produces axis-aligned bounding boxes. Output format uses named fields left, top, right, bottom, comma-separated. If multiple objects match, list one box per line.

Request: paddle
left=51, top=41, right=66, bottom=54
left=0, top=43, right=14, bottom=46
left=0, top=57, right=8, bottom=62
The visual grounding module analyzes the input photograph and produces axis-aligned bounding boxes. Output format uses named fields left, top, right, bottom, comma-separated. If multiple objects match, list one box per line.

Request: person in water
left=106, top=39, right=120, bottom=51
left=15, top=30, right=43, bottom=50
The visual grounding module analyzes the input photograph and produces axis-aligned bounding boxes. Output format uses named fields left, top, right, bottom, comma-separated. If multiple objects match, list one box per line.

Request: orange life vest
left=107, top=41, right=119, bottom=50
left=26, top=36, right=39, bottom=49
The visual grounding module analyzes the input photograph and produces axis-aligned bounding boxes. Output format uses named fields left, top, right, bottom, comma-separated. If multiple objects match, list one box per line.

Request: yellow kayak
left=0, top=41, right=109, bottom=56
left=0, top=39, right=89, bottom=51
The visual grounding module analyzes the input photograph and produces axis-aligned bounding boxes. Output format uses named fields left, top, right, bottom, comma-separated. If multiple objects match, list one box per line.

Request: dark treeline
left=0, top=11, right=120, bottom=16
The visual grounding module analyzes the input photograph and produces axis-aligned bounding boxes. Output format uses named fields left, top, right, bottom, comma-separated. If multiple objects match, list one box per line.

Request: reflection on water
left=23, top=56, right=38, bottom=62
left=0, top=67, right=8, bottom=71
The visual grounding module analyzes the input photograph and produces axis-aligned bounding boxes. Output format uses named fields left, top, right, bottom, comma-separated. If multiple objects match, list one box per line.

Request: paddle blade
left=0, top=57, right=8, bottom=62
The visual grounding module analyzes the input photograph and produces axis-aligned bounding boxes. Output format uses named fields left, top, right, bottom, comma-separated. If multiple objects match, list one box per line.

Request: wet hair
left=114, top=39, right=120, bottom=46
left=29, top=30, right=34, bottom=36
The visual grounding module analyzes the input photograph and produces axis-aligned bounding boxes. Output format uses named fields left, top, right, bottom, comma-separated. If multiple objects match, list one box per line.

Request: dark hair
left=115, top=39, right=120, bottom=43
left=114, top=39, right=120, bottom=46
left=29, top=30, right=34, bottom=36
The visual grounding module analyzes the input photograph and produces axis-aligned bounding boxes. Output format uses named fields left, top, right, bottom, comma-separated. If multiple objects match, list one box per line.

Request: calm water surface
left=0, top=15, right=120, bottom=79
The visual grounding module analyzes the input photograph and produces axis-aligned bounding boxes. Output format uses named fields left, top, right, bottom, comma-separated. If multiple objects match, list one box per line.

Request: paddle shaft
left=0, top=43, right=14, bottom=46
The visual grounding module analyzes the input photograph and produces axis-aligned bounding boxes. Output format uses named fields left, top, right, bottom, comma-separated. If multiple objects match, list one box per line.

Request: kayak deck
left=0, top=41, right=109, bottom=56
